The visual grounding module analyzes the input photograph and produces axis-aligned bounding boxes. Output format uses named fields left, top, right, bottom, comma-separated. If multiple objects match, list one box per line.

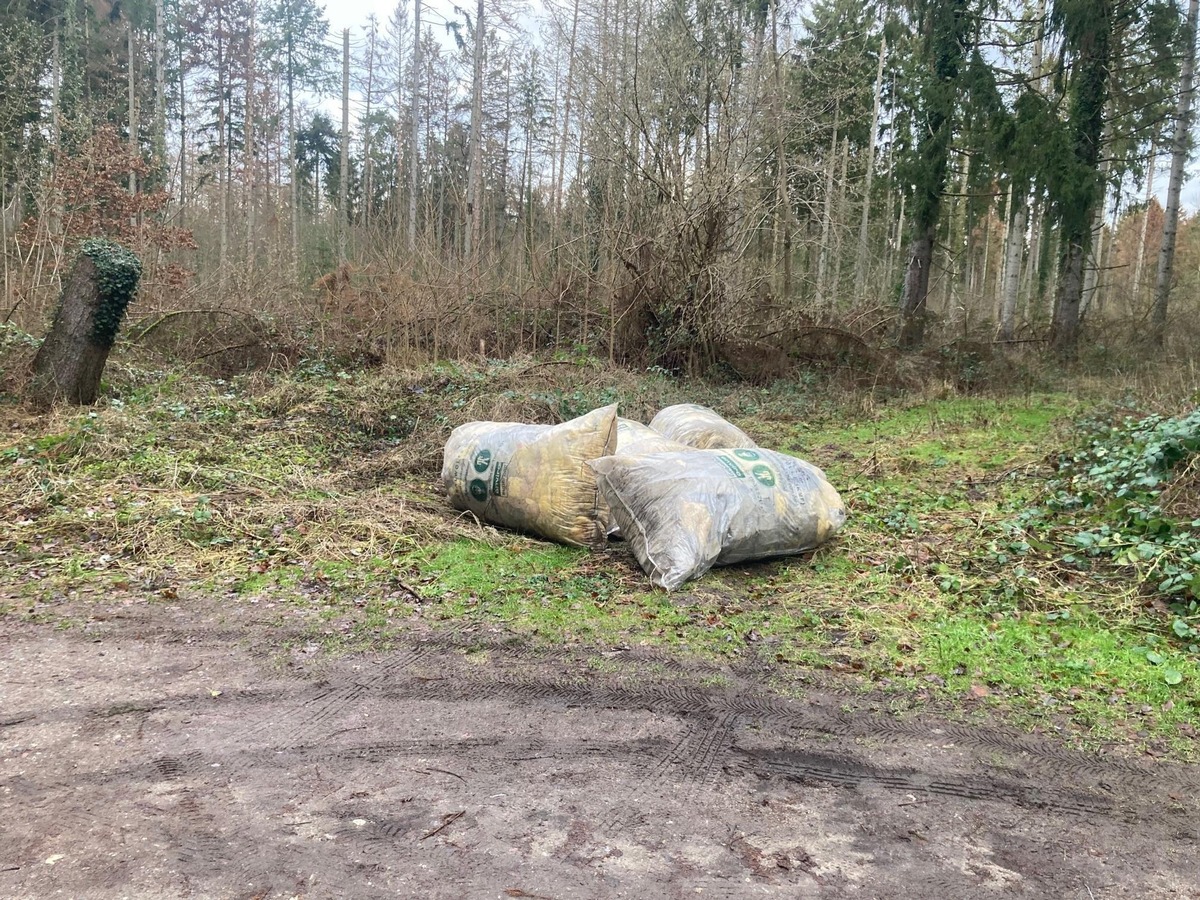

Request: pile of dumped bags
left=440, top=403, right=847, bottom=591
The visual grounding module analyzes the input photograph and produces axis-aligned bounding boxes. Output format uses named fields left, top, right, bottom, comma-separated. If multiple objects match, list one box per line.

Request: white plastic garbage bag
left=589, top=447, right=846, bottom=590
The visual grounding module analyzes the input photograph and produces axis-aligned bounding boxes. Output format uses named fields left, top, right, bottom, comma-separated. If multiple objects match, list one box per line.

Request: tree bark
left=155, top=0, right=166, bottom=170
left=245, top=0, right=257, bottom=274
left=128, top=22, right=137, bottom=198
left=217, top=8, right=228, bottom=282
left=287, top=25, right=298, bottom=273
left=363, top=16, right=377, bottom=230
left=408, top=0, right=421, bottom=253
left=30, top=253, right=140, bottom=407
left=1131, top=151, right=1156, bottom=309
left=998, top=187, right=1025, bottom=340
left=899, top=227, right=935, bottom=349
left=1150, top=0, right=1198, bottom=345
left=553, top=0, right=581, bottom=239
left=339, top=28, right=350, bottom=264
left=1049, top=0, right=1111, bottom=355
left=816, top=102, right=839, bottom=309
left=1050, top=238, right=1086, bottom=354
left=854, top=36, right=887, bottom=300
left=898, top=0, right=969, bottom=349
left=465, top=0, right=485, bottom=265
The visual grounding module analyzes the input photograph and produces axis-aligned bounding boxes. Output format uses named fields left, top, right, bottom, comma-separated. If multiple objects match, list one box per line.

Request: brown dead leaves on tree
left=20, top=126, right=196, bottom=287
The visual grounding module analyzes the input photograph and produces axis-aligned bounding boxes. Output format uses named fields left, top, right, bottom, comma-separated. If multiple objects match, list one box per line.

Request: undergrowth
left=2, top=347, right=1199, bottom=758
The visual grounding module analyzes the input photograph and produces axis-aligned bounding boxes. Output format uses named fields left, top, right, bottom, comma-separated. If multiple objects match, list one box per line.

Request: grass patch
left=2, top=356, right=1197, bottom=757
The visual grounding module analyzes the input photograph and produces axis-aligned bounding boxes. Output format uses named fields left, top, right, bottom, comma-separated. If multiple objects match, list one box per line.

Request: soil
left=3, top=596, right=1200, bottom=899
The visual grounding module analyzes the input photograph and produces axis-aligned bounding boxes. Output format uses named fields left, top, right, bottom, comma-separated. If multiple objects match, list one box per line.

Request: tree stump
left=29, top=240, right=142, bottom=407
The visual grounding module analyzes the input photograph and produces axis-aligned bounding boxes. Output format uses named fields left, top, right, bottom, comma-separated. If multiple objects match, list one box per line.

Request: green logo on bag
left=473, top=449, right=492, bottom=472
left=751, top=464, right=776, bottom=487
left=468, top=478, right=489, bottom=502
left=734, top=449, right=760, bottom=461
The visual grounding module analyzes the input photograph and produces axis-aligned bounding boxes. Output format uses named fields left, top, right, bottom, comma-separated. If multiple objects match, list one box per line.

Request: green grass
left=2, top=358, right=1197, bottom=756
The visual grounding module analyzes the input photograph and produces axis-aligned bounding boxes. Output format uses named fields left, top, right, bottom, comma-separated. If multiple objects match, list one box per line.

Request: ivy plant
left=81, top=238, right=142, bottom=348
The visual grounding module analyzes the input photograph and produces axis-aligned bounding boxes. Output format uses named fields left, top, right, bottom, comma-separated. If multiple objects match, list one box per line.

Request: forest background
left=2, top=0, right=1200, bottom=376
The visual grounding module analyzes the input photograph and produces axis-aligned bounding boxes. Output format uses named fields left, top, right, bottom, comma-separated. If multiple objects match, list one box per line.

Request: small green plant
left=1004, top=407, right=1199, bottom=650
left=1055, top=409, right=1199, bottom=601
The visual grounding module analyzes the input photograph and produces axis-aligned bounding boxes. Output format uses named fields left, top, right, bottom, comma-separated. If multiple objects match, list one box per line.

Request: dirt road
left=3, top=601, right=1199, bottom=898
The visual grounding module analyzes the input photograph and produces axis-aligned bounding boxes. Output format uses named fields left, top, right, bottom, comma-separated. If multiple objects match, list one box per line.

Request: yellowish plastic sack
left=442, top=405, right=618, bottom=548
left=589, top=448, right=846, bottom=590
left=616, top=418, right=692, bottom=456
left=605, top=419, right=693, bottom=538
left=648, top=403, right=757, bottom=449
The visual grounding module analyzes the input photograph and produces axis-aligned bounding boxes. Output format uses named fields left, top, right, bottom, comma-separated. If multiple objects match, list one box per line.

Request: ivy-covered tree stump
left=29, top=240, right=142, bottom=407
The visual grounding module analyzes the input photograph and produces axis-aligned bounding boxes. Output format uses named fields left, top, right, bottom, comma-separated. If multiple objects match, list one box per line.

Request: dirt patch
left=2, top=601, right=1199, bottom=898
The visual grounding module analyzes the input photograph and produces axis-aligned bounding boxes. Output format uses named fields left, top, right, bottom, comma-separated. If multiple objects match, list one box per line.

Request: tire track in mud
left=349, top=669, right=1194, bottom=799
left=5, top=628, right=1196, bottom=832
left=730, top=746, right=1121, bottom=820
left=600, top=712, right=740, bottom=832
left=150, top=751, right=354, bottom=898
left=235, top=624, right=475, bottom=751
left=11, top=635, right=1194, bottom=807
left=150, top=752, right=238, bottom=881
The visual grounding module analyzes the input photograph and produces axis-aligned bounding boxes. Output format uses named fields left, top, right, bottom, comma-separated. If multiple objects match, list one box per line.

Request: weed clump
left=1010, top=407, right=1200, bottom=649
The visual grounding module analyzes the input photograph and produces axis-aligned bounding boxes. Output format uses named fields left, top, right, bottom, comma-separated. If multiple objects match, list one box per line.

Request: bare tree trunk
left=947, top=154, right=970, bottom=329
left=51, top=28, right=61, bottom=152
left=408, top=0, right=421, bottom=253
left=999, top=185, right=1025, bottom=340
left=30, top=248, right=141, bottom=407
left=155, top=0, right=166, bottom=169
left=363, top=17, right=377, bottom=230
left=553, top=0, right=581, bottom=237
left=854, top=36, right=887, bottom=300
left=977, top=205, right=990, bottom=307
left=465, top=0, right=485, bottom=264
left=816, top=102, right=839, bottom=309
left=1022, top=194, right=1043, bottom=319
left=178, top=39, right=188, bottom=225
left=1080, top=208, right=1106, bottom=320
left=127, top=23, right=138, bottom=198
left=1151, top=0, right=1198, bottom=346
left=245, top=0, right=256, bottom=275
left=769, top=0, right=792, bottom=300
left=287, top=28, right=298, bottom=273
left=339, top=29, right=350, bottom=264
left=1131, top=151, right=1157, bottom=309
left=217, top=11, right=228, bottom=282
left=1050, top=239, right=1085, bottom=351
left=831, top=135, right=849, bottom=307
left=899, top=228, right=935, bottom=348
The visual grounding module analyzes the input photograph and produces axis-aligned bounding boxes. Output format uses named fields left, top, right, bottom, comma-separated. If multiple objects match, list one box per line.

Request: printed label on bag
left=716, top=454, right=746, bottom=478
left=490, top=461, right=508, bottom=497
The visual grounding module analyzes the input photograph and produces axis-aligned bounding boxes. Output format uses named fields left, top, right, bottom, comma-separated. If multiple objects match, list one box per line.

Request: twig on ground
left=420, top=810, right=465, bottom=841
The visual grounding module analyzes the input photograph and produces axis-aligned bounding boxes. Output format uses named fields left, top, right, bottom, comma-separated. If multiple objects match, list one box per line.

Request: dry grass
left=0, top=353, right=704, bottom=595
